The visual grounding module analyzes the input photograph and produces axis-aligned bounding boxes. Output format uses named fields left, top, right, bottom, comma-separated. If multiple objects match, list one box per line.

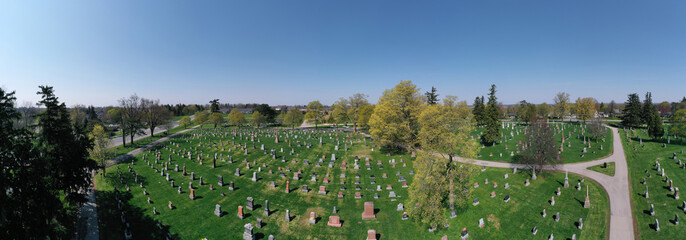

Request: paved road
left=451, top=126, right=634, bottom=240
left=109, top=116, right=195, bottom=148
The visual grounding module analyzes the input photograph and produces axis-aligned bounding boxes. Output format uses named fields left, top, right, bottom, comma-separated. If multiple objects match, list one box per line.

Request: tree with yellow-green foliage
left=250, top=110, right=266, bottom=128
left=330, top=99, right=349, bottom=126
left=179, top=116, right=191, bottom=128
left=369, top=80, right=424, bottom=150
left=228, top=108, right=246, bottom=126
left=574, top=97, right=597, bottom=122
left=357, top=104, right=375, bottom=129
left=305, top=100, right=325, bottom=128
left=346, top=93, right=370, bottom=131
left=408, top=96, right=478, bottom=229
left=670, top=109, right=686, bottom=138
left=554, top=92, right=571, bottom=120
left=283, top=107, right=304, bottom=129
left=194, top=111, right=209, bottom=128
left=208, top=112, right=224, bottom=128
left=89, top=124, right=113, bottom=176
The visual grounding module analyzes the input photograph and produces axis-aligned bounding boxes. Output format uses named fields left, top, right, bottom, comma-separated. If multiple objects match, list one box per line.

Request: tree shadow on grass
left=96, top=189, right=180, bottom=240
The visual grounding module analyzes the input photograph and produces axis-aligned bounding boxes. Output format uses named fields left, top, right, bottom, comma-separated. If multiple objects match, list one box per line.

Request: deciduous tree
left=194, top=111, right=209, bottom=128
left=89, top=124, right=113, bottom=175
left=119, top=94, right=145, bottom=145
left=250, top=110, right=266, bottom=128
left=588, top=117, right=606, bottom=140
left=141, top=98, right=173, bottom=137
left=228, top=108, right=246, bottom=126
left=670, top=109, right=686, bottom=138
left=574, top=97, right=596, bottom=122
left=517, top=119, right=561, bottom=173
left=369, top=80, right=424, bottom=149
left=537, top=102, right=552, bottom=118
left=179, top=116, right=191, bottom=128
left=553, top=92, right=571, bottom=119
left=305, top=100, right=325, bottom=128
left=283, top=107, right=304, bottom=129
left=208, top=112, right=224, bottom=128
left=410, top=96, right=478, bottom=229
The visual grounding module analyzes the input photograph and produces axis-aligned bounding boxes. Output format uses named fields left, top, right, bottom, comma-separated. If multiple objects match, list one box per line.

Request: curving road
left=452, top=126, right=634, bottom=240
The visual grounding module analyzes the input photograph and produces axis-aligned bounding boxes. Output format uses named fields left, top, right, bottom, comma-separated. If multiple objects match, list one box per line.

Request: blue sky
left=1, top=1, right=685, bottom=107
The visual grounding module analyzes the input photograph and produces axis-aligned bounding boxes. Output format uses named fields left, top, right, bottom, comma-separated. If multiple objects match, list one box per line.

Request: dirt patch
left=487, top=214, right=501, bottom=230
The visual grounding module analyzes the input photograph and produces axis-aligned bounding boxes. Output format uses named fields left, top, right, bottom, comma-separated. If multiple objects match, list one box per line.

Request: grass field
left=96, top=127, right=609, bottom=239
left=475, top=122, right=613, bottom=164
left=620, top=127, right=686, bottom=239
left=587, top=162, right=616, bottom=176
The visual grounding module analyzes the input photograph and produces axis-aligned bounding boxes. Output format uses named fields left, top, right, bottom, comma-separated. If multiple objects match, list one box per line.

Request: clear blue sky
left=1, top=1, right=685, bottom=107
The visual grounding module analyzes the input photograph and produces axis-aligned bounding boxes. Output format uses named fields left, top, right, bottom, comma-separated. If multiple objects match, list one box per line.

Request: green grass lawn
left=475, top=122, right=613, bottom=164
left=620, top=128, right=686, bottom=239
left=96, top=127, right=608, bottom=239
left=587, top=162, right=616, bottom=176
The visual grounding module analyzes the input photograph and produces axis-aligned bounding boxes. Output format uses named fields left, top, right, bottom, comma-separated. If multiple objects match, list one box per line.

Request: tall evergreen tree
left=642, top=92, right=655, bottom=125
left=425, top=86, right=439, bottom=105
left=209, top=99, right=220, bottom=113
left=1, top=86, right=96, bottom=239
left=621, top=93, right=642, bottom=128
left=472, top=96, right=485, bottom=126
left=648, top=111, right=665, bottom=139
left=481, top=84, right=500, bottom=145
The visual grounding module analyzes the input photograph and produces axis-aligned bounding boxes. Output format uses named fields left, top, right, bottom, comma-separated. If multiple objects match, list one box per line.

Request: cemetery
left=474, top=122, right=613, bottom=163
left=95, top=126, right=609, bottom=239
left=621, top=127, right=686, bottom=238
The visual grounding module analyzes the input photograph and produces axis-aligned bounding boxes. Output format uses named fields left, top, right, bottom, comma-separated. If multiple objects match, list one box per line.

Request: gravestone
left=367, top=229, right=377, bottom=240
left=214, top=204, right=222, bottom=217
left=285, top=210, right=291, bottom=222
left=362, top=202, right=376, bottom=219
left=309, top=212, right=316, bottom=224
left=243, top=223, right=254, bottom=240
left=256, top=218, right=262, bottom=228
left=238, top=206, right=244, bottom=219
left=229, top=182, right=235, bottom=191
left=263, top=200, right=270, bottom=216
left=247, top=197, right=254, bottom=211
left=397, top=203, right=404, bottom=211
left=327, top=215, right=342, bottom=227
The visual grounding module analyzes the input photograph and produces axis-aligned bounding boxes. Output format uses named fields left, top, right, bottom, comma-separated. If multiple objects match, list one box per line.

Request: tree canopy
left=553, top=92, right=571, bottom=119
left=228, top=108, right=246, bottom=126
left=409, top=96, right=478, bottom=229
left=304, top=100, right=325, bottom=128
left=517, top=119, right=561, bottom=173
left=283, top=107, right=304, bottom=129
left=574, top=97, right=596, bottom=122
left=369, top=80, right=424, bottom=150
left=1, top=86, right=97, bottom=238
left=208, top=112, right=224, bottom=128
